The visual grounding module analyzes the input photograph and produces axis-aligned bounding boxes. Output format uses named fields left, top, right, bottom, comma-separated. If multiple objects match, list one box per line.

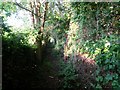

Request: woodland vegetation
left=1, top=0, right=120, bottom=89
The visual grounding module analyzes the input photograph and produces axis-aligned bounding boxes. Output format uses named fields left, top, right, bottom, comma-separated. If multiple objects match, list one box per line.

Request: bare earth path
left=33, top=49, right=96, bottom=89
left=31, top=48, right=62, bottom=89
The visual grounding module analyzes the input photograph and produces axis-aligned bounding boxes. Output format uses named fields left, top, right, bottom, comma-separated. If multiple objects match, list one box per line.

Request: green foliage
left=69, top=3, right=120, bottom=88
left=58, top=60, right=79, bottom=89
left=0, top=2, right=17, bottom=16
left=71, top=2, right=119, bottom=42
left=2, top=28, right=42, bottom=89
left=80, top=35, right=120, bottom=89
left=95, top=43, right=120, bottom=88
left=3, top=30, right=37, bottom=47
left=2, top=27, right=38, bottom=66
left=45, top=2, right=71, bottom=50
left=2, top=1, right=120, bottom=89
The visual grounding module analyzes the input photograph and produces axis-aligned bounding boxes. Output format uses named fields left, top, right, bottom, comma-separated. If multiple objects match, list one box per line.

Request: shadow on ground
left=2, top=36, right=62, bottom=89
left=2, top=36, right=97, bottom=90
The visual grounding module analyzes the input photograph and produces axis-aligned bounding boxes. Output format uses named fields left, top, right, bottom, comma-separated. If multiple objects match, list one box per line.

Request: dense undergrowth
left=2, top=1, right=120, bottom=90
left=3, top=29, right=120, bottom=89
left=2, top=31, right=37, bottom=88
left=58, top=35, right=120, bottom=89
left=82, top=35, right=120, bottom=89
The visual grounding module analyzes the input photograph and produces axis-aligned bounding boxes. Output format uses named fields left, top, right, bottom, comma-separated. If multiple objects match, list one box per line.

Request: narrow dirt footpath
left=32, top=46, right=96, bottom=89
left=32, top=47, right=62, bottom=89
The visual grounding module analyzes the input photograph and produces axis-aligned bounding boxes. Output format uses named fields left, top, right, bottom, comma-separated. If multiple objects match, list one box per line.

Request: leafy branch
left=14, top=2, right=42, bottom=18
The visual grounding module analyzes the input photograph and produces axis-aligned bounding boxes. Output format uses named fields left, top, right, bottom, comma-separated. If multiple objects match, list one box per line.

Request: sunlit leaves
left=0, top=2, right=16, bottom=15
left=94, top=48, right=101, bottom=55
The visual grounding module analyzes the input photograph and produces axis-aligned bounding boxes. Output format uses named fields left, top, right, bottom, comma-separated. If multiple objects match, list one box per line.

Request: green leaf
left=96, top=76, right=103, bottom=82
left=112, top=80, right=119, bottom=87
left=96, top=69, right=100, bottom=75
left=113, top=74, right=118, bottom=79
left=105, top=59, right=110, bottom=64
left=96, top=84, right=102, bottom=89
left=104, top=65, right=108, bottom=70
left=109, top=65, right=113, bottom=69
left=105, top=74, right=113, bottom=81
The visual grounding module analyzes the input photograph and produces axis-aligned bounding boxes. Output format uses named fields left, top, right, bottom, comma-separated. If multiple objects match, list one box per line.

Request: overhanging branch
left=14, top=2, right=42, bottom=18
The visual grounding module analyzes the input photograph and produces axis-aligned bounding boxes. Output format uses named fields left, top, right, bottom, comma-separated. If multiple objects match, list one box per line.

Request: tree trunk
left=36, top=35, right=42, bottom=63
left=36, top=2, right=48, bottom=63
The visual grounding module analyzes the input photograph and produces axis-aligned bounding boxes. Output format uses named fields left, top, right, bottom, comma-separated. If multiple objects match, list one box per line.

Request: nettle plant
left=93, top=36, right=120, bottom=89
